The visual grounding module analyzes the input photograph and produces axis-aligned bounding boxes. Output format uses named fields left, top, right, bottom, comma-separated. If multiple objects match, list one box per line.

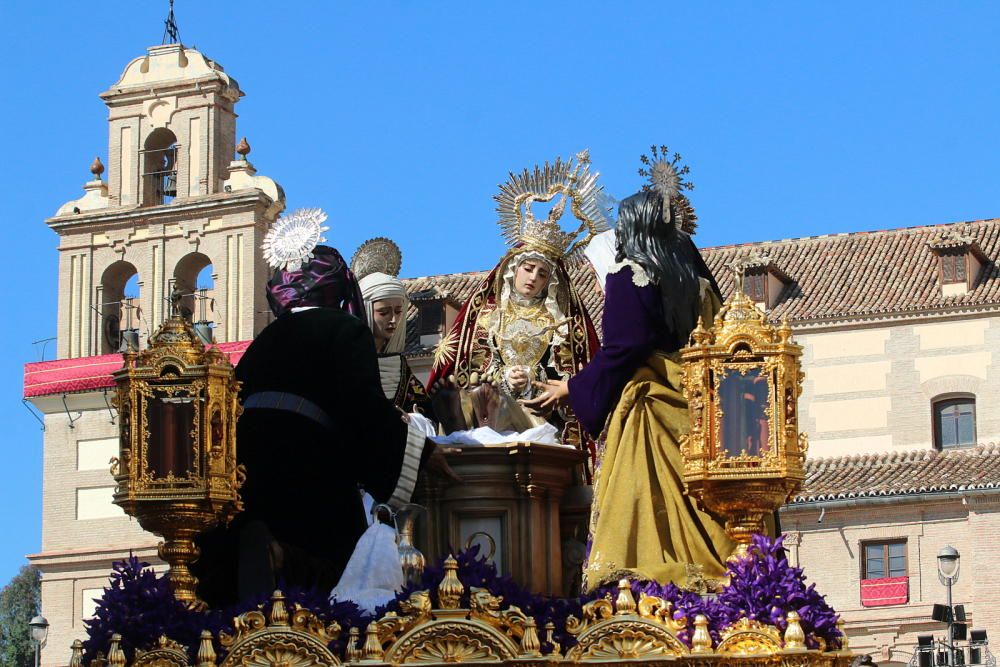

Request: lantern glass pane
left=719, top=367, right=771, bottom=457
left=146, top=390, right=196, bottom=478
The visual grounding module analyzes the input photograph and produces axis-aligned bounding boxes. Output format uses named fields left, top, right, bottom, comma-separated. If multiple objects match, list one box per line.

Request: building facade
left=26, top=43, right=283, bottom=665
left=24, top=40, right=1000, bottom=667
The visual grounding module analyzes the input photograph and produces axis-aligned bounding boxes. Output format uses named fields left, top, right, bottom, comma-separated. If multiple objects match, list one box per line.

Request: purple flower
left=715, top=534, right=841, bottom=649
left=84, top=535, right=840, bottom=661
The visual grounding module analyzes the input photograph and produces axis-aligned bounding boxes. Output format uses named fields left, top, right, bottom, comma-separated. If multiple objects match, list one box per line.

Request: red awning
left=23, top=341, right=251, bottom=398
left=860, top=576, right=909, bottom=607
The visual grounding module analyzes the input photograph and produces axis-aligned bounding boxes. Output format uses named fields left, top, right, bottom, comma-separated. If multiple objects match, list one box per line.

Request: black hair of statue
left=614, top=189, right=712, bottom=350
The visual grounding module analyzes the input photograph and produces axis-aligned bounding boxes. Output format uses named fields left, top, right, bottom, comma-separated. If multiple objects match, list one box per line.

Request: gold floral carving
left=383, top=622, right=519, bottom=664
left=132, top=634, right=188, bottom=667
left=376, top=591, right=434, bottom=644
left=716, top=618, right=784, bottom=655
left=566, top=624, right=687, bottom=661
left=468, top=588, right=533, bottom=641
left=71, top=574, right=853, bottom=666
left=565, top=581, right=687, bottom=662
left=218, top=591, right=341, bottom=667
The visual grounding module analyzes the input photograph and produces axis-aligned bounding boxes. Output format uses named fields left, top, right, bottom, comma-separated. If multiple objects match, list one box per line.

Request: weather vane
left=162, top=0, right=181, bottom=45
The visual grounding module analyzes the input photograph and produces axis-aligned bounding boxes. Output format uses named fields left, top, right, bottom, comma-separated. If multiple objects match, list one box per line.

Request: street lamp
left=28, top=615, right=49, bottom=667
left=937, top=546, right=961, bottom=667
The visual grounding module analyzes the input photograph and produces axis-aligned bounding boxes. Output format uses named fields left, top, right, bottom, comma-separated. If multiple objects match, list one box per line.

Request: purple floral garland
left=82, top=534, right=839, bottom=664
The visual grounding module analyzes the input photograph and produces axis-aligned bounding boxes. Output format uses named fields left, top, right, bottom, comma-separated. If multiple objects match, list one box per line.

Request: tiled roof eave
left=785, top=485, right=1000, bottom=508
left=778, top=301, right=1000, bottom=329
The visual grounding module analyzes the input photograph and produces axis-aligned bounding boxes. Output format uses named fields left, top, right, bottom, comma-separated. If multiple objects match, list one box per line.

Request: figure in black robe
left=194, top=246, right=435, bottom=607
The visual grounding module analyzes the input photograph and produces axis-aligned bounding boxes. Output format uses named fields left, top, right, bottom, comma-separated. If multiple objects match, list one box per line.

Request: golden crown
left=494, top=150, right=610, bottom=259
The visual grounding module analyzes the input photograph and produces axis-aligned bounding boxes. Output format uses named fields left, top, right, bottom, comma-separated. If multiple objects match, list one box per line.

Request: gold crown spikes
left=262, top=208, right=329, bottom=272
left=494, top=150, right=610, bottom=259
left=351, top=237, right=403, bottom=280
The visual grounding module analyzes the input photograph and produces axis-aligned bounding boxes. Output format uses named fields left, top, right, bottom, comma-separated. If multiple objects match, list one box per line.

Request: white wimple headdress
left=261, top=208, right=330, bottom=271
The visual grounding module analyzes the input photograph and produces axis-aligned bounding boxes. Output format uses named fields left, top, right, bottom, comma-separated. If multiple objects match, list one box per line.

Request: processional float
left=82, top=151, right=839, bottom=667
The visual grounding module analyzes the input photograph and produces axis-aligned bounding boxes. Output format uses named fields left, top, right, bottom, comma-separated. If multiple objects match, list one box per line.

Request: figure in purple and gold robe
left=534, top=189, right=737, bottom=590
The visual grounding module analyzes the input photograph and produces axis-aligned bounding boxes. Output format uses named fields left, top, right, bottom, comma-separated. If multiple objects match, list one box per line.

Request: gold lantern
left=679, top=273, right=807, bottom=552
left=112, top=307, right=243, bottom=604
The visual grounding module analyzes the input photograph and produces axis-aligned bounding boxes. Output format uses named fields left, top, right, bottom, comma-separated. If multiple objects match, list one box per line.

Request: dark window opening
left=416, top=303, right=443, bottom=335
left=743, top=271, right=766, bottom=302
left=142, top=128, right=179, bottom=206
left=941, top=253, right=968, bottom=284
left=863, top=540, right=907, bottom=579
left=934, top=396, right=976, bottom=449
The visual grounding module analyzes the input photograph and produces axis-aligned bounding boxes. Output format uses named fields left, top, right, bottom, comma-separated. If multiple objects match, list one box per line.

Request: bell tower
left=48, top=43, right=284, bottom=359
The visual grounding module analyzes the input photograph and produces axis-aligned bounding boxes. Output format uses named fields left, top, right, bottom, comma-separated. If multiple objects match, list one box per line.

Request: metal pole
left=947, top=577, right=954, bottom=667
left=34, top=640, right=39, bottom=667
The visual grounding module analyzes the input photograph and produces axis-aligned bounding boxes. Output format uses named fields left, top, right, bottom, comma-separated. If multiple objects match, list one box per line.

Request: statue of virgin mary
left=428, top=152, right=607, bottom=459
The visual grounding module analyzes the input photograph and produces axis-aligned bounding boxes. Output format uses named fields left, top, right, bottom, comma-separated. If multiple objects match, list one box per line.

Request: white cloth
left=359, top=272, right=408, bottom=354
left=330, top=521, right=404, bottom=614
left=430, top=422, right=562, bottom=446
left=584, top=229, right=617, bottom=294
left=408, top=411, right=437, bottom=438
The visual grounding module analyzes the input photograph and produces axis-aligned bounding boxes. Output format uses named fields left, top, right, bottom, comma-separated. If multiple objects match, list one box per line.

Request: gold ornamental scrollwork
left=218, top=591, right=341, bottom=667
left=565, top=580, right=687, bottom=662
left=131, top=635, right=189, bottom=667
left=383, top=622, right=519, bottom=665
left=715, top=618, right=784, bottom=655
left=68, top=580, right=853, bottom=666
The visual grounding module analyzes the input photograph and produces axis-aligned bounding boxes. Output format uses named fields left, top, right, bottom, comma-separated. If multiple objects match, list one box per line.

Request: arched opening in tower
left=100, top=261, right=140, bottom=354
left=173, top=252, right=216, bottom=342
left=142, top=127, right=178, bottom=206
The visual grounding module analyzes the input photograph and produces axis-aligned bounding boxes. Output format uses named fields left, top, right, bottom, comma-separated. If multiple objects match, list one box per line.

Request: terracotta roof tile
left=703, top=218, right=1000, bottom=323
left=790, top=443, right=1000, bottom=504
left=402, top=218, right=1000, bottom=356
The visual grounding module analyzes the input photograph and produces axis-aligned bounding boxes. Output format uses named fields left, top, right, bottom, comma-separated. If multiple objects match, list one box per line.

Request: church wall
left=39, top=409, right=155, bottom=554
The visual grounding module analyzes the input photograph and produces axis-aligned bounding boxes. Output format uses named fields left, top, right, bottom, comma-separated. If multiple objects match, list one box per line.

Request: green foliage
left=0, top=565, right=41, bottom=667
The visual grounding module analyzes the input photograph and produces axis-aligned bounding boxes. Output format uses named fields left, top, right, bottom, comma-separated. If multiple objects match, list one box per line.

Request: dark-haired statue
left=529, top=158, right=738, bottom=590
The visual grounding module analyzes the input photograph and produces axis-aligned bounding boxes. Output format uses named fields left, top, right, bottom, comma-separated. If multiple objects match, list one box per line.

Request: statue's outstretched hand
left=522, top=379, right=569, bottom=410
left=425, top=445, right=463, bottom=485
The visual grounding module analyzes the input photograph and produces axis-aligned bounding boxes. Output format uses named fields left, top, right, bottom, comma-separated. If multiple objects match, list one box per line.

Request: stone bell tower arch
left=48, top=43, right=285, bottom=359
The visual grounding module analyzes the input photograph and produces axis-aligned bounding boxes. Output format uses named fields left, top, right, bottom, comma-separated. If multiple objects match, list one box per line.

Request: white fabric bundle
left=430, top=422, right=560, bottom=446
left=330, top=521, right=404, bottom=614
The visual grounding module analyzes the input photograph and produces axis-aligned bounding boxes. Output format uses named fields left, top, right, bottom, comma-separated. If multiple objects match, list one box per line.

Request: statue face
left=371, top=297, right=405, bottom=350
left=513, top=259, right=551, bottom=299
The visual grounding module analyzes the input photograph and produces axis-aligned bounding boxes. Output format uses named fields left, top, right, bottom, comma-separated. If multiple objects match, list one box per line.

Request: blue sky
left=1, top=1, right=999, bottom=585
